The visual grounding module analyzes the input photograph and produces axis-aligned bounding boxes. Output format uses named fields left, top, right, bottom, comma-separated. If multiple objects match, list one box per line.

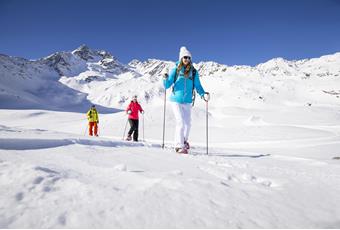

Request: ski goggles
left=183, top=56, right=191, bottom=60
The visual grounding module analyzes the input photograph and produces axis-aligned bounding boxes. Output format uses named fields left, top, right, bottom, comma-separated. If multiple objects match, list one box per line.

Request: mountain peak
left=72, top=44, right=92, bottom=53
left=71, top=44, right=113, bottom=61
left=72, top=44, right=96, bottom=61
left=76, top=44, right=90, bottom=51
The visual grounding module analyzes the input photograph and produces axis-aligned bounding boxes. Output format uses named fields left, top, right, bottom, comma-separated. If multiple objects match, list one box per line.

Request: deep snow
left=1, top=46, right=340, bottom=228
left=0, top=106, right=340, bottom=228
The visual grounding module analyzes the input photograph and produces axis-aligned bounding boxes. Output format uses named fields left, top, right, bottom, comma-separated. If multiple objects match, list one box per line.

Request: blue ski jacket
left=163, top=62, right=205, bottom=104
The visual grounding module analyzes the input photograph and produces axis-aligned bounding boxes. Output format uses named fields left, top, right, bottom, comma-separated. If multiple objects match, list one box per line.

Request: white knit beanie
left=179, top=46, right=192, bottom=61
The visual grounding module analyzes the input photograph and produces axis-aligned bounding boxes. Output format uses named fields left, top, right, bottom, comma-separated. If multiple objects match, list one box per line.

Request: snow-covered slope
left=1, top=45, right=340, bottom=111
left=0, top=45, right=135, bottom=111
left=0, top=111, right=340, bottom=228
left=1, top=46, right=340, bottom=228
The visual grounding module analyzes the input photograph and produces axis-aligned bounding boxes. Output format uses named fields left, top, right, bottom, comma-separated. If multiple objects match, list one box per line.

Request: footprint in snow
left=33, top=176, right=44, bottom=184
left=113, top=164, right=127, bottom=171
left=198, top=166, right=275, bottom=187
left=15, top=192, right=24, bottom=201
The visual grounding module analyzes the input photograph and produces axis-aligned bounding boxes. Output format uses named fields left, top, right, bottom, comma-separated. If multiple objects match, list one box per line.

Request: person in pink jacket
left=126, top=95, right=144, bottom=141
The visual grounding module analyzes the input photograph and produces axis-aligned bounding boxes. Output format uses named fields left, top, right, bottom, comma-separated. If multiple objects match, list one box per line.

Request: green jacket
left=87, top=108, right=99, bottom=122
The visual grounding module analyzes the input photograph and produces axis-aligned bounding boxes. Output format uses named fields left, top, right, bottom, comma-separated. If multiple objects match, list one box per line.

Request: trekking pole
left=84, top=123, right=88, bottom=136
left=122, top=118, right=128, bottom=140
left=205, top=93, right=210, bottom=155
left=162, top=88, right=167, bottom=149
left=142, top=113, right=145, bottom=142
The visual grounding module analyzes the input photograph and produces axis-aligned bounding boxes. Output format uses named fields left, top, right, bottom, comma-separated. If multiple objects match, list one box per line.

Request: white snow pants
left=171, top=102, right=191, bottom=148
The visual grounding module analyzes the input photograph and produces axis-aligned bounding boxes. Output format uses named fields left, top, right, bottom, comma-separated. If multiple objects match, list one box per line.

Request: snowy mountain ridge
left=0, top=45, right=340, bottom=110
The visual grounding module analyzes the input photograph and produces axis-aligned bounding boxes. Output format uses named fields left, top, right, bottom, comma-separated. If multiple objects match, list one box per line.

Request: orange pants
left=88, top=122, right=98, bottom=136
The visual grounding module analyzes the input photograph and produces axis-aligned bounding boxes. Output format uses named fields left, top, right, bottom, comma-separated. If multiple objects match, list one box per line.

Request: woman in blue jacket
left=163, top=46, right=210, bottom=154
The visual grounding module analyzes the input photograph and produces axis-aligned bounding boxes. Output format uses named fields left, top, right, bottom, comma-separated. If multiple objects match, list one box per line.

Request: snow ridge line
left=0, top=138, right=145, bottom=150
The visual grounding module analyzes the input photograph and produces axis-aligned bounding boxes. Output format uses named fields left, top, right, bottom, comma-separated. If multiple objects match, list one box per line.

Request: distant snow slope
left=1, top=45, right=340, bottom=111
left=0, top=45, right=135, bottom=111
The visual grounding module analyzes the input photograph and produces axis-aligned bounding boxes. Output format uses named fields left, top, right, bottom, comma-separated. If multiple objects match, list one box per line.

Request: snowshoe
left=175, top=147, right=188, bottom=154
left=126, top=136, right=132, bottom=141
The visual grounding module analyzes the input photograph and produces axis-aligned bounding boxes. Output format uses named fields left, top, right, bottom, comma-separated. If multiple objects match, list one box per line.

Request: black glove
left=163, top=73, right=169, bottom=79
left=202, top=92, right=210, bottom=102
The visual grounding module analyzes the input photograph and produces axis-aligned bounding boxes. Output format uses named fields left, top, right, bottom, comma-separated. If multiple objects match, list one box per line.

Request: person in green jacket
left=86, top=105, right=99, bottom=136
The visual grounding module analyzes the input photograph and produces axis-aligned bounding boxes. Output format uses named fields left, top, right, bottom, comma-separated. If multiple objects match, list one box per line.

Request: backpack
left=172, top=66, right=197, bottom=106
left=88, top=109, right=97, bottom=119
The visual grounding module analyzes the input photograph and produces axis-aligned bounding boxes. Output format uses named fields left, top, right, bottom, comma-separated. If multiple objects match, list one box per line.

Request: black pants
left=128, top=119, right=139, bottom=141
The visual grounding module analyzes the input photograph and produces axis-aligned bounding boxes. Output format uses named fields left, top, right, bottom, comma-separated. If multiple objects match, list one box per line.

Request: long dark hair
left=177, top=59, right=192, bottom=77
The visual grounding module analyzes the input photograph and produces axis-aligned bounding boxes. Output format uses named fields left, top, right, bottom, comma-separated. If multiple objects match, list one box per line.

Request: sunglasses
left=183, top=56, right=191, bottom=60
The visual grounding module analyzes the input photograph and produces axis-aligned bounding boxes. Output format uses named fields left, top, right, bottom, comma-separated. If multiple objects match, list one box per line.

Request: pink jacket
left=126, top=101, right=143, bottom=120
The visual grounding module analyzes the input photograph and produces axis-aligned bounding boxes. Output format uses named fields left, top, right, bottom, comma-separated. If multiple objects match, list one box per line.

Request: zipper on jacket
left=183, top=77, right=187, bottom=103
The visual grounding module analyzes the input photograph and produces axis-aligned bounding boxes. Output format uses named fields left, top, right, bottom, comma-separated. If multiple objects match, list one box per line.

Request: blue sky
left=1, top=0, right=340, bottom=65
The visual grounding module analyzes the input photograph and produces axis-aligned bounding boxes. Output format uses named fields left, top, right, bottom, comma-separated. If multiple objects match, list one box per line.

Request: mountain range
left=0, top=44, right=339, bottom=111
